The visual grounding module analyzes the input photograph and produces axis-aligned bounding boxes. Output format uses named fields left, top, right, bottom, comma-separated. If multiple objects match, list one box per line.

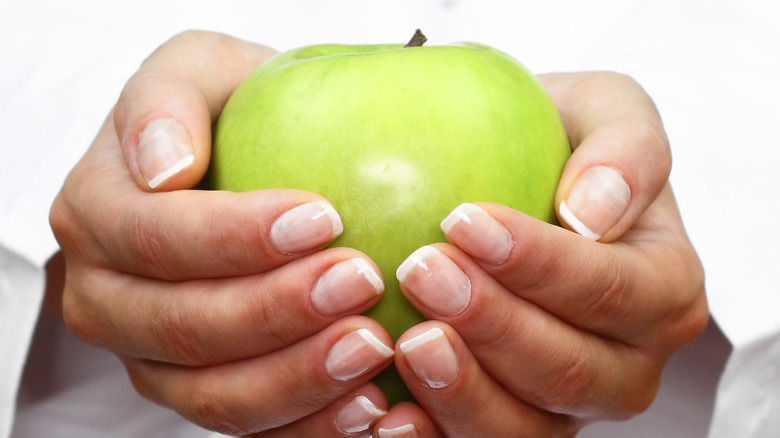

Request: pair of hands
left=49, top=31, right=707, bottom=437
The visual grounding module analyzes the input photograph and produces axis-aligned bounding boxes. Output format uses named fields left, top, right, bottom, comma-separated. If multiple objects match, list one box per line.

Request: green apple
left=210, top=30, right=571, bottom=403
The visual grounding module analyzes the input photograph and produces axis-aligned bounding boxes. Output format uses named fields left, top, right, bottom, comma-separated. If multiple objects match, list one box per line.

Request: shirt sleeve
left=0, top=248, right=45, bottom=438
left=709, top=334, right=780, bottom=438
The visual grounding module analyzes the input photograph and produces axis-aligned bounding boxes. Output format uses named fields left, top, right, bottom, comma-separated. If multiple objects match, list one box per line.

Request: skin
left=48, top=31, right=707, bottom=437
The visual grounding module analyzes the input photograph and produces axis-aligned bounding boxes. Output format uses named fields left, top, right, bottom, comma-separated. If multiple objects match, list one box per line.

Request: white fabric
left=709, top=333, right=780, bottom=437
left=1, top=0, right=778, bottom=436
left=0, top=248, right=44, bottom=438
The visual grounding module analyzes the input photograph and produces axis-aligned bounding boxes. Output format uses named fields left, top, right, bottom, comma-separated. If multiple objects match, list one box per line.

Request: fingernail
left=271, top=201, right=343, bottom=254
left=400, top=327, right=459, bottom=389
left=312, top=258, right=384, bottom=316
left=326, top=329, right=394, bottom=382
left=137, top=118, right=195, bottom=189
left=378, top=424, right=419, bottom=438
left=336, top=395, right=387, bottom=434
left=396, top=246, right=471, bottom=316
left=441, top=203, right=513, bottom=264
left=559, top=166, right=630, bottom=240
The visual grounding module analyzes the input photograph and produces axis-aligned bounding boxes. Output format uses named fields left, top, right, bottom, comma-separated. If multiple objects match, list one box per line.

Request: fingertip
left=545, top=72, right=670, bottom=242
left=311, top=256, right=385, bottom=317
left=375, top=402, right=436, bottom=438
left=440, top=203, right=513, bottom=265
left=557, top=165, right=631, bottom=242
left=396, top=322, right=462, bottom=392
left=116, top=89, right=213, bottom=192
left=113, top=31, right=277, bottom=193
left=270, top=200, right=345, bottom=254
left=324, top=316, right=395, bottom=383
left=136, top=117, right=197, bottom=189
left=335, top=394, right=388, bottom=435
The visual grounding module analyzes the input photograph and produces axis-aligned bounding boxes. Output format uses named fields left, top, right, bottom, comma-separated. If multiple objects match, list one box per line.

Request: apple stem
left=404, top=29, right=428, bottom=48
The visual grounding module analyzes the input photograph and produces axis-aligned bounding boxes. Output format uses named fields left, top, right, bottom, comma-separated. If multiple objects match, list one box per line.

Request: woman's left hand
left=374, top=72, right=708, bottom=438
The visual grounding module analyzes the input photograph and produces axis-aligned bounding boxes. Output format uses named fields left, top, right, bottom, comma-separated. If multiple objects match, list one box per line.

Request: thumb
left=113, top=30, right=277, bottom=191
left=540, top=72, right=671, bottom=242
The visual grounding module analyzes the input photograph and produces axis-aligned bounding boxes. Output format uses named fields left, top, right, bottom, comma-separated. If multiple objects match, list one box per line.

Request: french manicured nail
left=336, top=395, right=387, bottom=434
left=312, top=258, right=384, bottom=316
left=137, top=118, right=195, bottom=189
left=378, top=424, right=419, bottom=438
left=441, top=203, right=513, bottom=264
left=559, top=166, right=630, bottom=240
left=326, top=329, right=394, bottom=381
left=270, top=201, right=343, bottom=253
left=400, top=327, right=459, bottom=389
left=396, top=246, right=471, bottom=316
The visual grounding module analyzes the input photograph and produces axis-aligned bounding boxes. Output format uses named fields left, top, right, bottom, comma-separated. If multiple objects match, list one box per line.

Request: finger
left=373, top=402, right=443, bottom=438
left=397, top=244, right=664, bottom=418
left=254, top=384, right=388, bottom=438
left=394, top=322, right=574, bottom=437
left=125, top=317, right=393, bottom=436
left=51, top=116, right=344, bottom=280
left=438, top=199, right=707, bottom=348
left=539, top=72, right=671, bottom=242
left=114, top=30, right=277, bottom=190
left=63, top=248, right=384, bottom=365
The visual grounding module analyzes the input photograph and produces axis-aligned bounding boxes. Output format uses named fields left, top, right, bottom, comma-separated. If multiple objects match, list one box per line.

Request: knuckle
left=620, top=377, right=661, bottom=418
left=50, top=170, right=115, bottom=267
left=674, top=288, right=708, bottom=343
left=652, top=246, right=709, bottom=349
left=187, top=384, right=252, bottom=436
left=666, top=265, right=709, bottom=349
left=49, top=191, right=87, bottom=255
left=608, top=357, right=663, bottom=420
left=123, top=360, right=157, bottom=402
left=583, top=257, right=630, bottom=328
left=49, top=194, right=72, bottom=244
left=538, top=344, right=660, bottom=420
left=535, top=343, right=597, bottom=414
left=128, top=210, right=166, bottom=273
left=126, top=360, right=258, bottom=436
left=150, top=298, right=206, bottom=365
left=187, top=371, right=313, bottom=435
left=247, top=287, right=299, bottom=351
left=61, top=282, right=97, bottom=344
left=122, top=204, right=185, bottom=280
left=61, top=269, right=119, bottom=353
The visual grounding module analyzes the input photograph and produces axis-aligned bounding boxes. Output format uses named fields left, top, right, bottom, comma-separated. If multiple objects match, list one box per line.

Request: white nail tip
left=399, top=327, right=445, bottom=354
left=358, top=328, right=395, bottom=357
left=440, top=203, right=479, bottom=233
left=326, top=329, right=394, bottom=382
left=337, top=395, right=387, bottom=434
left=378, top=424, right=416, bottom=436
left=351, top=258, right=385, bottom=294
left=314, top=200, right=344, bottom=236
left=147, top=154, right=194, bottom=189
left=344, top=396, right=386, bottom=433
left=559, top=201, right=601, bottom=241
left=396, top=246, right=439, bottom=282
left=355, top=395, right=386, bottom=417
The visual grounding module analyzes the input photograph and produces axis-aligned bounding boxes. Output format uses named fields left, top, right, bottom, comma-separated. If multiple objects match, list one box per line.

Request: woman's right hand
left=49, top=31, right=394, bottom=437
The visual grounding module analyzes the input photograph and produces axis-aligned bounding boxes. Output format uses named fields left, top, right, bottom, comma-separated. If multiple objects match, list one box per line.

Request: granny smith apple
left=210, top=30, right=571, bottom=403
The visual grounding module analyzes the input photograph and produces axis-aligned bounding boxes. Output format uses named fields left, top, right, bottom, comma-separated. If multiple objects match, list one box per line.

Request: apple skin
left=210, top=37, right=571, bottom=403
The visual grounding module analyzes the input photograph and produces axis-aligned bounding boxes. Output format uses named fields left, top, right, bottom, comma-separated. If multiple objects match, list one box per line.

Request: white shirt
left=2, top=1, right=778, bottom=436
